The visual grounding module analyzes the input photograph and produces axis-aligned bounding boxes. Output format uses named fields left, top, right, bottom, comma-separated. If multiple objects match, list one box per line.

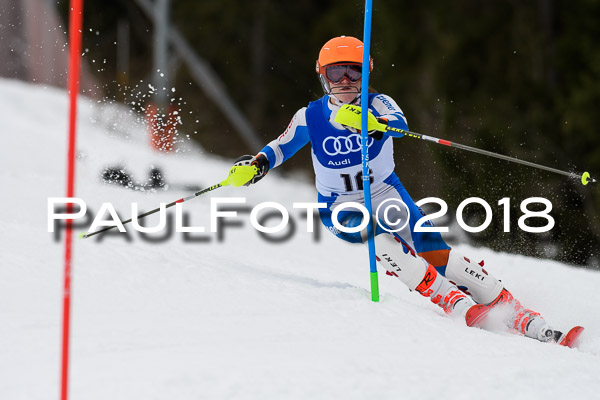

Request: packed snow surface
left=1, top=78, right=599, bottom=399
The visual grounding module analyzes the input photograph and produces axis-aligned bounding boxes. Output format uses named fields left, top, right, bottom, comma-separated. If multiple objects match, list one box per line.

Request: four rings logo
left=322, top=134, right=374, bottom=156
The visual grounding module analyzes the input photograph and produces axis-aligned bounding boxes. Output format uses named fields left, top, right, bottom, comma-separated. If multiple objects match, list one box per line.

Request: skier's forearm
left=259, top=109, right=310, bottom=169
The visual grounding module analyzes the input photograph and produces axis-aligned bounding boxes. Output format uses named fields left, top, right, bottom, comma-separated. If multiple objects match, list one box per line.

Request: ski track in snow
left=1, top=78, right=599, bottom=400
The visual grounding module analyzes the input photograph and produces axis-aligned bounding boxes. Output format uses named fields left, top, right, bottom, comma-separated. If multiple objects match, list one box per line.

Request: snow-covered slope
left=1, top=78, right=599, bottom=400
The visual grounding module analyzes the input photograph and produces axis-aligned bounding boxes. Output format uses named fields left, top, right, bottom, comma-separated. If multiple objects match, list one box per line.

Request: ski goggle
left=324, top=64, right=362, bottom=83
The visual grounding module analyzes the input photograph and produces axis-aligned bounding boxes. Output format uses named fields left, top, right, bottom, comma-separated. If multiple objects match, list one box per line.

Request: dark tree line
left=60, top=0, right=600, bottom=267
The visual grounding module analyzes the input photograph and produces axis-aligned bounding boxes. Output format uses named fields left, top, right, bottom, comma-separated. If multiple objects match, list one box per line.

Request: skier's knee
left=374, top=233, right=428, bottom=290
left=444, top=250, right=503, bottom=304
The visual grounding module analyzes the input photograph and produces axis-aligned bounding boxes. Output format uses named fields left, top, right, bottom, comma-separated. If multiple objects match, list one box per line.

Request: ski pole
left=79, top=164, right=257, bottom=239
left=336, top=104, right=597, bottom=186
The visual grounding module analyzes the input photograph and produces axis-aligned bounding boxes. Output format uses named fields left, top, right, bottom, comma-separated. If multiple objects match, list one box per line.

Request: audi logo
left=322, top=134, right=374, bottom=156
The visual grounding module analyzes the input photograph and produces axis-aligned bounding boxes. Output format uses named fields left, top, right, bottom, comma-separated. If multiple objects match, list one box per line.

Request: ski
left=465, top=305, right=585, bottom=348
left=557, top=326, right=585, bottom=348
left=465, top=304, right=490, bottom=328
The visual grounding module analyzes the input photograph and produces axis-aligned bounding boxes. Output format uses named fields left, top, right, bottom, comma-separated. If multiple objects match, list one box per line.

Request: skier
left=232, top=35, right=577, bottom=345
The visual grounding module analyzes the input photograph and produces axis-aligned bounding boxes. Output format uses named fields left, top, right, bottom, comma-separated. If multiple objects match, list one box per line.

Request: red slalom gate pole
left=60, top=1, right=84, bottom=400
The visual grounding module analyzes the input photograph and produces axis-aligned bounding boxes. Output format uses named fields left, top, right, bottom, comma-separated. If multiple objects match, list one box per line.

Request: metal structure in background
left=134, top=0, right=263, bottom=150
left=153, top=0, right=169, bottom=107
left=0, top=0, right=100, bottom=95
left=116, top=19, right=130, bottom=86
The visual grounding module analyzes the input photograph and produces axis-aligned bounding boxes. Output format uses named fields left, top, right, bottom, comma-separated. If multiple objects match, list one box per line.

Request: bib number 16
left=340, top=169, right=373, bottom=192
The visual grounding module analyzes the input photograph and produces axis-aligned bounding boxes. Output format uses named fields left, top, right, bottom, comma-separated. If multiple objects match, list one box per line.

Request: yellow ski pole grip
left=335, top=104, right=388, bottom=132
left=221, top=165, right=259, bottom=187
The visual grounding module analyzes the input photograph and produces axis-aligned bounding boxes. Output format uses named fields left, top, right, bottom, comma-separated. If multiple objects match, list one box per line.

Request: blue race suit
left=258, top=93, right=451, bottom=273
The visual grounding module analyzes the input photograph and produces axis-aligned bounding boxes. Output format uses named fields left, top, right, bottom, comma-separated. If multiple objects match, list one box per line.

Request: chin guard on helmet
left=318, top=73, right=332, bottom=95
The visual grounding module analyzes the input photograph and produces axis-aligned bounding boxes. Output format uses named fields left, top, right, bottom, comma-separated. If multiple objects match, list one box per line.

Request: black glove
left=233, top=154, right=270, bottom=185
left=369, top=117, right=388, bottom=141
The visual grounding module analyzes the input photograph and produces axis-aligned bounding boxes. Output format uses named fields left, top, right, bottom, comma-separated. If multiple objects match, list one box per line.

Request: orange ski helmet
left=315, top=36, right=373, bottom=75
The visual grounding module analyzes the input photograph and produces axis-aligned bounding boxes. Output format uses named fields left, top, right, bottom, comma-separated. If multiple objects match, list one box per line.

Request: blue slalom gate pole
left=361, top=0, right=379, bottom=302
